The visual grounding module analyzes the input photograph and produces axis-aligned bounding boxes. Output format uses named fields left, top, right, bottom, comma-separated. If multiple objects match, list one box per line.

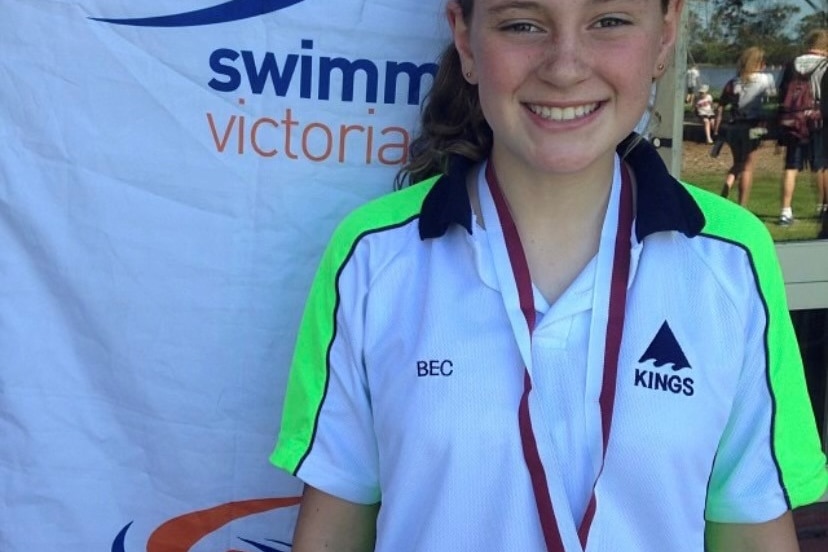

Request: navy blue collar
left=418, top=134, right=705, bottom=242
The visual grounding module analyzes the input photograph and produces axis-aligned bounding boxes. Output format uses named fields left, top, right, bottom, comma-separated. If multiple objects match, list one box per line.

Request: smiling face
left=449, top=0, right=681, bottom=181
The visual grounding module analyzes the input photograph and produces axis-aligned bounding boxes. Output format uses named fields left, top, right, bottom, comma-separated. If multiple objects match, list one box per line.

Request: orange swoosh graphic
left=147, top=497, right=301, bottom=551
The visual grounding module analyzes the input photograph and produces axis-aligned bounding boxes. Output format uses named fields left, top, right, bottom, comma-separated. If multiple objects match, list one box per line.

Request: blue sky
left=688, top=0, right=824, bottom=33
left=689, top=0, right=824, bottom=18
left=795, top=0, right=825, bottom=12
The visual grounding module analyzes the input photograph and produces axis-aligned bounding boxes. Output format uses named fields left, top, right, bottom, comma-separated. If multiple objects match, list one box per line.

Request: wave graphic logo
left=111, top=497, right=300, bottom=551
left=90, top=0, right=306, bottom=27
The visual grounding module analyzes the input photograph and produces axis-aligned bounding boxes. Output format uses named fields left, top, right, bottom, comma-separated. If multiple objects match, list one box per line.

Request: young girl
left=272, top=1, right=827, bottom=551
left=694, top=83, right=716, bottom=144
left=715, top=47, right=776, bottom=206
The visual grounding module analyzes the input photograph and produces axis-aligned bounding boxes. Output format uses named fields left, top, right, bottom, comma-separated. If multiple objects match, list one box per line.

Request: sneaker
left=778, top=214, right=794, bottom=226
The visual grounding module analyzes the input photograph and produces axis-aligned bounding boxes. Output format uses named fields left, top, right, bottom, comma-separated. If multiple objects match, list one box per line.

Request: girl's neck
left=489, top=150, right=616, bottom=232
left=483, top=150, right=618, bottom=304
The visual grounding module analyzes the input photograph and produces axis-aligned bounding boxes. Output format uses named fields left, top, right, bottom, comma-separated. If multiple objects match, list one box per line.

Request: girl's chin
left=530, top=148, right=613, bottom=175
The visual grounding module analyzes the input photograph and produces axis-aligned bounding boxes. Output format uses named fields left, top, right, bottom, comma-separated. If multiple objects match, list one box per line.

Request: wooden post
left=650, top=4, right=689, bottom=178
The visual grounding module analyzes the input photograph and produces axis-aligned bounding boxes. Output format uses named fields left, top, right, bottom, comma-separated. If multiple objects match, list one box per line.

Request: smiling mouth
left=527, top=102, right=600, bottom=122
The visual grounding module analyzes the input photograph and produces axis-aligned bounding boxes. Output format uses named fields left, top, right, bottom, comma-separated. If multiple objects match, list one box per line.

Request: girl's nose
left=535, top=30, right=590, bottom=87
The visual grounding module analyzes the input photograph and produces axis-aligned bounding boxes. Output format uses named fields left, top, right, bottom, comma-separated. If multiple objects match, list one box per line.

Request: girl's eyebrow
left=487, top=0, right=646, bottom=15
left=486, top=1, right=544, bottom=15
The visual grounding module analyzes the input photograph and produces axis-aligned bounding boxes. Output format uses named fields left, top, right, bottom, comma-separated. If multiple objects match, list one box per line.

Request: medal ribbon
left=484, top=160, right=633, bottom=552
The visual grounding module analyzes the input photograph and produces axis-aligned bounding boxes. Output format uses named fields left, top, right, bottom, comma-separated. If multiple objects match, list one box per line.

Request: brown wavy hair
left=737, top=46, right=765, bottom=82
left=805, top=28, right=828, bottom=53
left=395, top=0, right=673, bottom=188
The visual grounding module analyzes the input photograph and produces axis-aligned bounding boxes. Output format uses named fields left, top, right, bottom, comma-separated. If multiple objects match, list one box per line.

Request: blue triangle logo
left=638, top=321, right=691, bottom=371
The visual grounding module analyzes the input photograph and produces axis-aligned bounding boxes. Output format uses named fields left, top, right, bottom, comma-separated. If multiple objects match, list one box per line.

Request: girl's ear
left=655, top=0, right=684, bottom=78
left=447, top=2, right=476, bottom=83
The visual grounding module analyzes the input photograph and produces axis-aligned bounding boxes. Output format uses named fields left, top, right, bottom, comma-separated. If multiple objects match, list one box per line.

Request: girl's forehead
left=476, top=0, right=654, bottom=7
left=469, top=0, right=664, bottom=14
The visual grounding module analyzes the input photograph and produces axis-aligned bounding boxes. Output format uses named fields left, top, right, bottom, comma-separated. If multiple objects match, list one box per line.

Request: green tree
left=796, top=11, right=828, bottom=40
left=686, top=0, right=801, bottom=65
left=687, top=1, right=734, bottom=64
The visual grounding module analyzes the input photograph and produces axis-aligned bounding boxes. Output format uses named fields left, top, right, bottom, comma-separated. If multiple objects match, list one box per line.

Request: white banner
left=0, top=1, right=446, bottom=549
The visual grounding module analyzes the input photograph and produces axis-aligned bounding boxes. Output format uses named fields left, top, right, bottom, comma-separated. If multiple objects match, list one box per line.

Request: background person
left=695, top=83, right=717, bottom=144
left=715, top=46, right=776, bottom=206
left=820, top=47, right=828, bottom=218
left=686, top=63, right=701, bottom=104
left=777, top=29, right=828, bottom=226
left=272, top=1, right=828, bottom=551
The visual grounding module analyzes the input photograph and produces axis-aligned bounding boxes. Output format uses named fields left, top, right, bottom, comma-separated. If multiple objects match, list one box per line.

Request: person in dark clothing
left=777, top=29, right=828, bottom=226
left=715, top=47, right=776, bottom=206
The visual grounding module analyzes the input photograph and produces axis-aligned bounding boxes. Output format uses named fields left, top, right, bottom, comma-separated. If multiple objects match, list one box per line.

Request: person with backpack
left=715, top=47, right=777, bottom=206
left=776, top=29, right=828, bottom=226
left=818, top=36, right=828, bottom=220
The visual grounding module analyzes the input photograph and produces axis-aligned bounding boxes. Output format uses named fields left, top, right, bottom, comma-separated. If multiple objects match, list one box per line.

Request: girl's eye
left=593, top=17, right=630, bottom=29
left=501, top=21, right=543, bottom=33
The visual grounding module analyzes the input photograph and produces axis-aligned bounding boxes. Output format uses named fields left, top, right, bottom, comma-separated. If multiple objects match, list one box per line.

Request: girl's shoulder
left=758, top=72, right=775, bottom=86
left=721, top=78, right=740, bottom=97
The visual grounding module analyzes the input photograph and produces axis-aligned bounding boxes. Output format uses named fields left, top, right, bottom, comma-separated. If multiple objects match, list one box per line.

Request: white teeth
left=529, top=102, right=599, bottom=121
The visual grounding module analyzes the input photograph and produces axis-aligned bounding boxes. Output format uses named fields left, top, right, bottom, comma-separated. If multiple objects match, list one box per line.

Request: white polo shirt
left=272, top=136, right=828, bottom=551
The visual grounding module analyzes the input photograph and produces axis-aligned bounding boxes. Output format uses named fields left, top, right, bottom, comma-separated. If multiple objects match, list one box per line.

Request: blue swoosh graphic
left=238, top=537, right=292, bottom=551
left=111, top=522, right=132, bottom=552
left=90, top=0, right=305, bottom=27
left=111, top=525, right=293, bottom=552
